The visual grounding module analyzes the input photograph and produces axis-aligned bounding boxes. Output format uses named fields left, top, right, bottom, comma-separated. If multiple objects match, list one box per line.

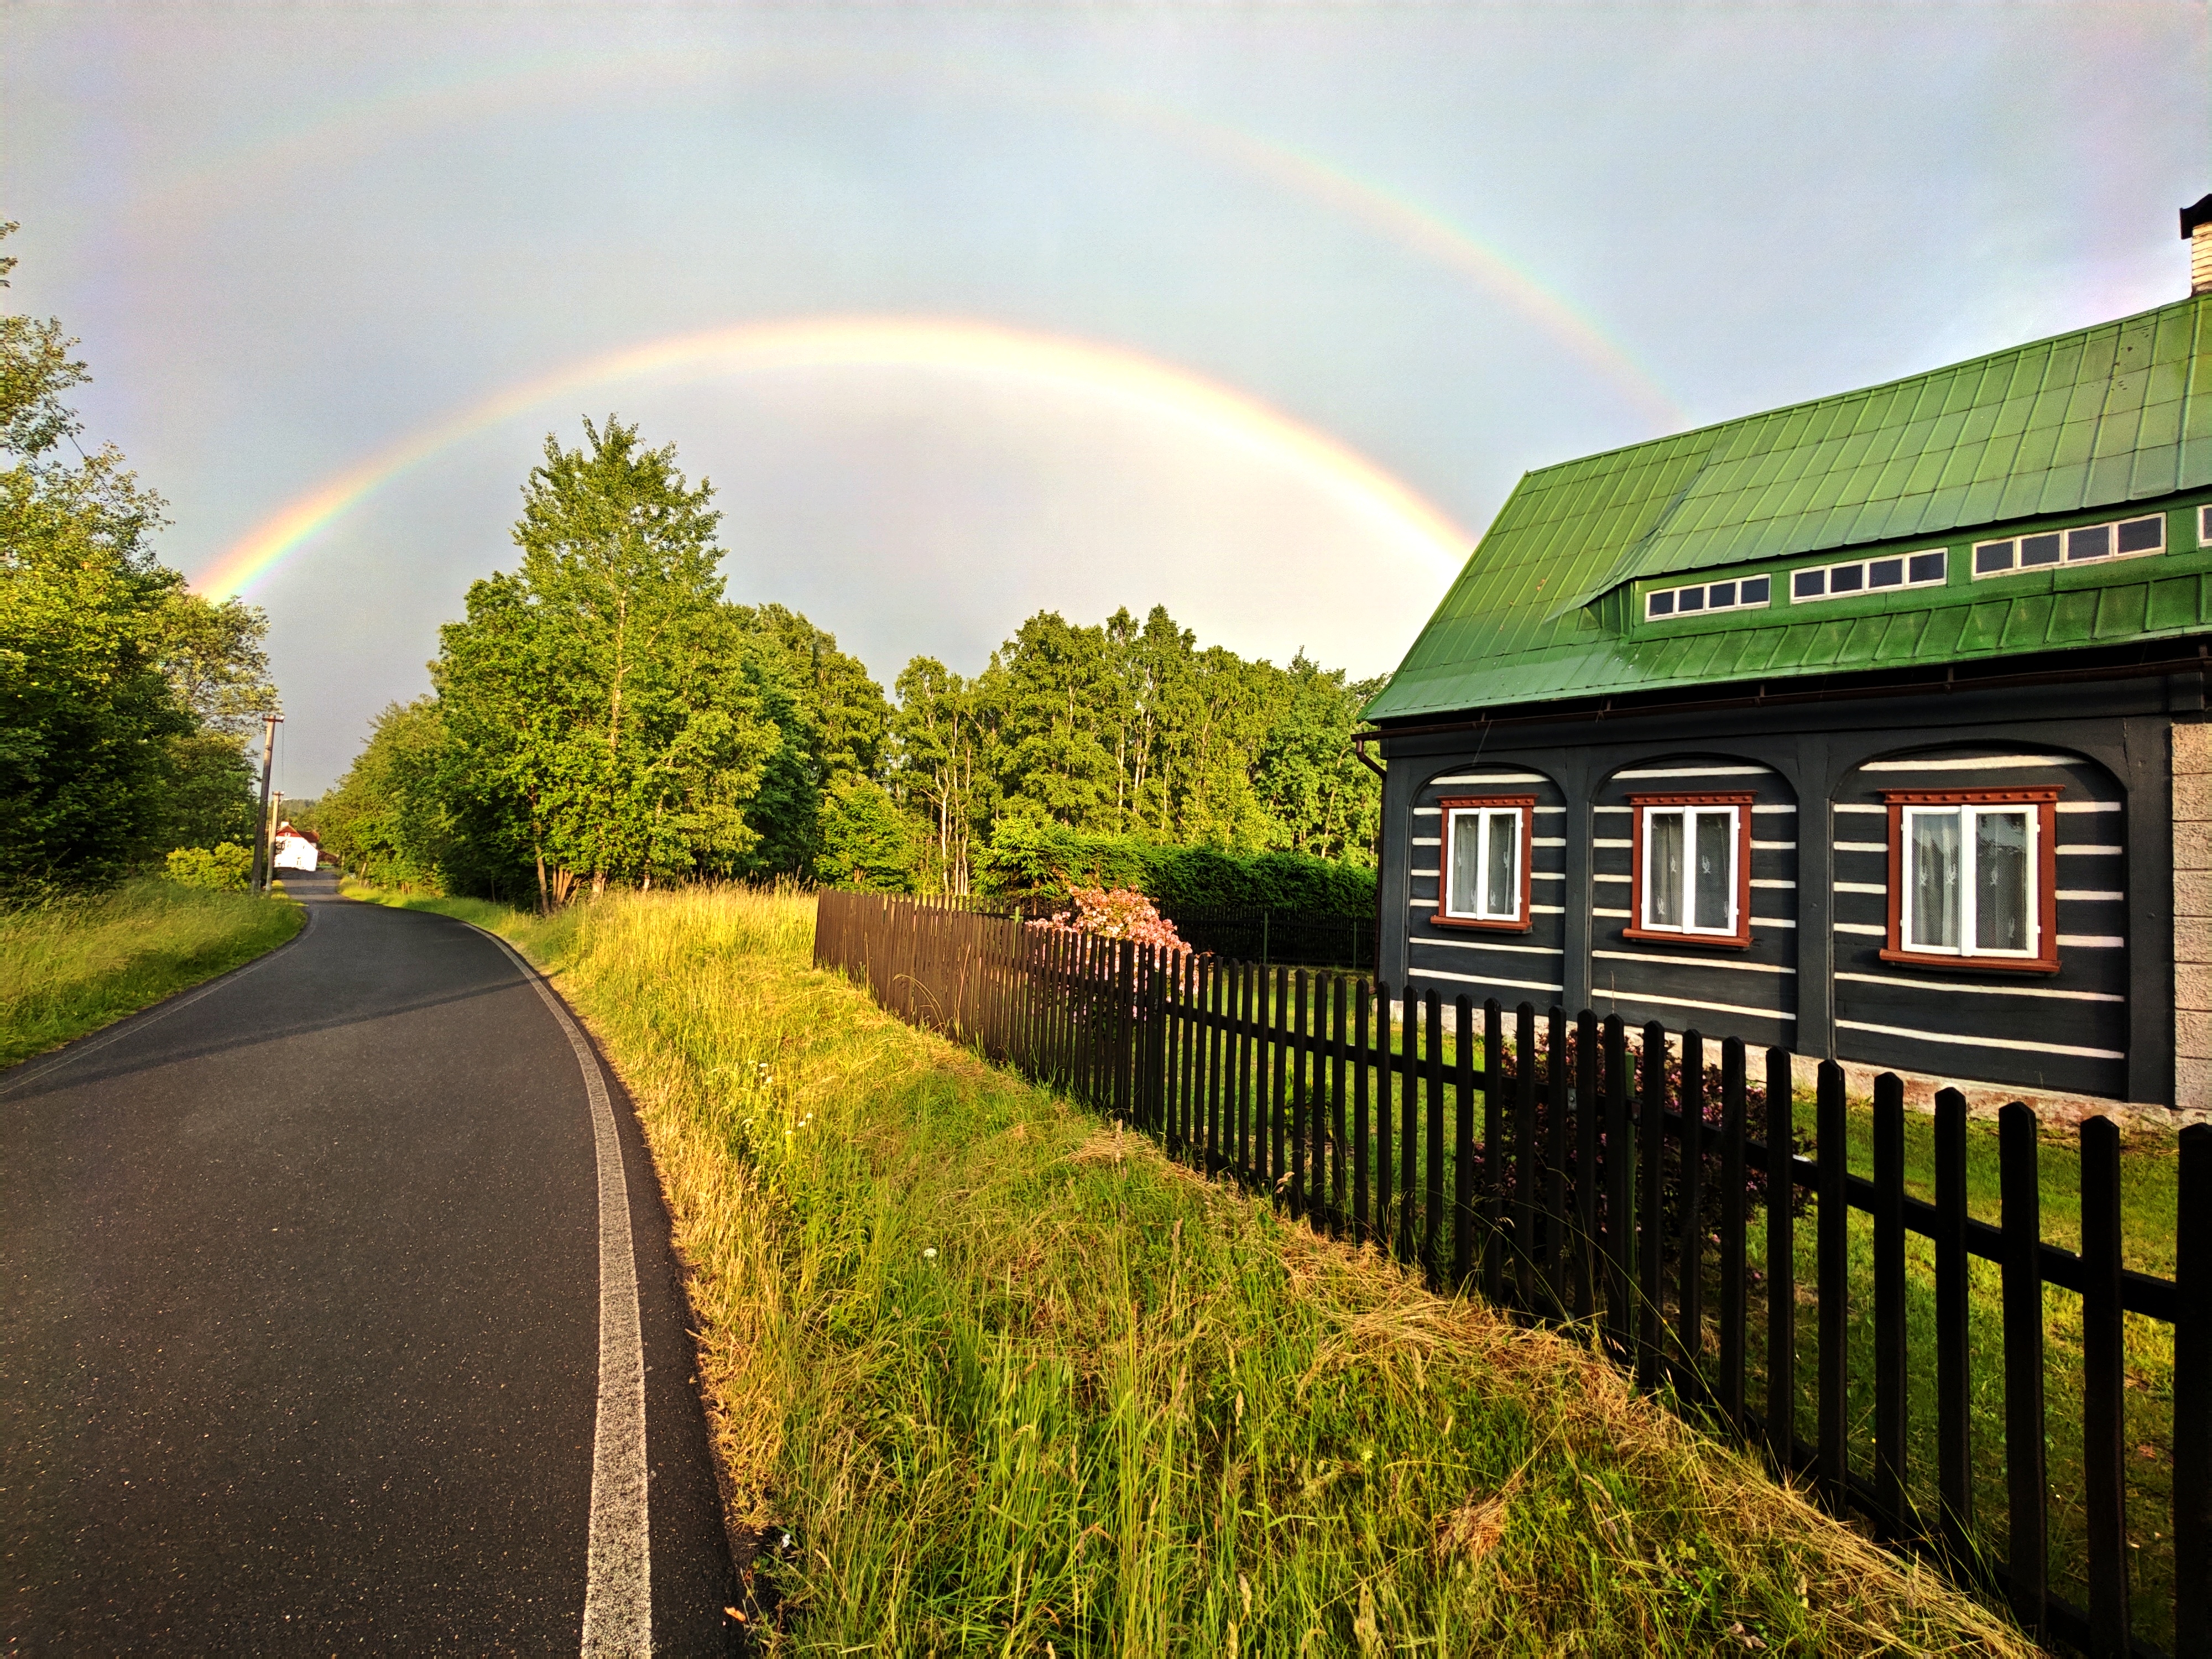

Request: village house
left=1364, top=197, right=2212, bottom=1119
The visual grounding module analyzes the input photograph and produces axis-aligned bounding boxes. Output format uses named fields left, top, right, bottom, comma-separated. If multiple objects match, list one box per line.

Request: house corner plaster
left=2173, top=722, right=2212, bottom=1110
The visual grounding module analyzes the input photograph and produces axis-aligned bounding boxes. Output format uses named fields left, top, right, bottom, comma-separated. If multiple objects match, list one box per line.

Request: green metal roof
left=1368, top=291, right=2212, bottom=723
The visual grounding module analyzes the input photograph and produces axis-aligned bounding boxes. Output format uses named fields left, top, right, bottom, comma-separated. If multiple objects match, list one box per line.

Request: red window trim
left=1879, top=786, right=2062, bottom=974
left=1431, top=795, right=1536, bottom=933
left=1621, top=791, right=1756, bottom=950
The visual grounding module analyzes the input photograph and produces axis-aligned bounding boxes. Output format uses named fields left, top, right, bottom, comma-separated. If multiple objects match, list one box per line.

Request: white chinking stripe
left=1417, top=968, right=1565, bottom=995
left=1612, top=764, right=1775, bottom=779
left=1858, top=754, right=2079, bottom=771
left=1428, top=771, right=1551, bottom=785
left=1593, top=949, right=1794, bottom=976
left=2057, top=845, right=2124, bottom=857
left=1593, top=988, right=1796, bottom=1024
left=469, top=927, right=650, bottom=1656
left=1837, top=1018, right=2123, bottom=1061
left=2057, top=891, right=2124, bottom=902
left=1416, top=936, right=1565, bottom=956
left=1834, top=971, right=2121, bottom=1004
left=2057, top=801, right=2122, bottom=813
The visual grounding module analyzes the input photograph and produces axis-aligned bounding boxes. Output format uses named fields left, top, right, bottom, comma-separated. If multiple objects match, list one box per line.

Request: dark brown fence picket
left=811, top=890, right=2203, bottom=1657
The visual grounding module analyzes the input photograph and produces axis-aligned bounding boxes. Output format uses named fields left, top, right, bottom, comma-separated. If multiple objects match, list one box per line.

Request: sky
left=4, top=1, right=2207, bottom=795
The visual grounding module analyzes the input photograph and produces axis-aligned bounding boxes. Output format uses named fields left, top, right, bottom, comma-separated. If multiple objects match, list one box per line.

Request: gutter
left=1366, top=638, right=2212, bottom=744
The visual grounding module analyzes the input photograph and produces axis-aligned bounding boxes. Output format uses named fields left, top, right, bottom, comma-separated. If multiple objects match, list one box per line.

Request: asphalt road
left=3, top=873, right=737, bottom=1654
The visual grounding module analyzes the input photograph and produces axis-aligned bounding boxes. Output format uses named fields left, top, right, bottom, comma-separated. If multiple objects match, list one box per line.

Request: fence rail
left=815, top=891, right=2211, bottom=1658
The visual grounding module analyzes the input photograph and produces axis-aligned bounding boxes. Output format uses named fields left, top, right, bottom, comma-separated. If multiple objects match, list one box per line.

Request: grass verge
left=352, top=881, right=2033, bottom=1656
left=0, top=878, right=305, bottom=1071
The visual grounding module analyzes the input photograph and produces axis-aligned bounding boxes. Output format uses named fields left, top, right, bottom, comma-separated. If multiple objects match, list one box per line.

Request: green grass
left=354, top=881, right=2034, bottom=1656
left=0, top=878, right=305, bottom=1071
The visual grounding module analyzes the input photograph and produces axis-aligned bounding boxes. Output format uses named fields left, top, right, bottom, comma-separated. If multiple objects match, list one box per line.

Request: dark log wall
left=1375, top=672, right=2187, bottom=1104
left=1407, top=765, right=1569, bottom=1005
left=1832, top=746, right=2129, bottom=1100
left=1588, top=757, right=1799, bottom=1047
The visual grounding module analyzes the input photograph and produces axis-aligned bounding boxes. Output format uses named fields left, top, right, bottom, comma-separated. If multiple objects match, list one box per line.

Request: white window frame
left=1644, top=574, right=1772, bottom=622
left=1789, top=549, right=1949, bottom=603
left=1896, top=802, right=2041, bottom=961
left=1637, top=802, right=1741, bottom=938
left=1441, top=804, right=1527, bottom=924
left=1971, top=514, right=2166, bottom=579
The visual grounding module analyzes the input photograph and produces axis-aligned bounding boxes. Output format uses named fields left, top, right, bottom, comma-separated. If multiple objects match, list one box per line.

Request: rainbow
left=131, top=49, right=1685, bottom=430
left=191, top=316, right=1480, bottom=602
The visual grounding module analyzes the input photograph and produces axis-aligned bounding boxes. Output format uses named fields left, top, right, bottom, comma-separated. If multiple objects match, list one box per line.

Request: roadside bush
left=164, top=843, right=252, bottom=891
left=979, top=820, right=1375, bottom=915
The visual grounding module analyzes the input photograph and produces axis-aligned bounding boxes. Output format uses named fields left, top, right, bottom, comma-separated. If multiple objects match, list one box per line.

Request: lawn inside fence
left=349, top=880, right=2036, bottom=1655
left=818, top=892, right=2208, bottom=1659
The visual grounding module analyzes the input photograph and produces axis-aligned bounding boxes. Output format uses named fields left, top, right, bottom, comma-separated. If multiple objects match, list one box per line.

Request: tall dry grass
left=383, top=884, right=2034, bottom=1656
left=0, top=879, right=304, bottom=1071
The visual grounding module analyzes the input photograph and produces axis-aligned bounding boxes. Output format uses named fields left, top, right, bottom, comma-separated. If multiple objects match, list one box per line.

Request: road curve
left=3, top=873, right=737, bottom=1653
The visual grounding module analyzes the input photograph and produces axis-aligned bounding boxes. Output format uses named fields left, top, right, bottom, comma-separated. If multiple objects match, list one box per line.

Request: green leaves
left=0, top=227, right=269, bottom=895
left=885, top=603, right=1387, bottom=894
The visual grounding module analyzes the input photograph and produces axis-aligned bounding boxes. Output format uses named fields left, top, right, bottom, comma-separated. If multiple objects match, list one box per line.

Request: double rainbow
left=192, top=316, right=1481, bottom=602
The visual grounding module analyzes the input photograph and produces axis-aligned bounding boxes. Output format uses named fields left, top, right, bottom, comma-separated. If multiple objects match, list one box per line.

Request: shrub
left=979, top=820, right=1375, bottom=916
left=164, top=843, right=252, bottom=891
left=1024, top=885, right=1187, bottom=950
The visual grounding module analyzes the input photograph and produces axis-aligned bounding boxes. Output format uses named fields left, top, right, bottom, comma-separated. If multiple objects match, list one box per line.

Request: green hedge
left=978, top=821, right=1375, bottom=916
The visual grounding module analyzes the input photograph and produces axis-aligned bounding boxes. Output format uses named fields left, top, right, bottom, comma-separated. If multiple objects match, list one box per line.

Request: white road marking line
left=469, top=927, right=651, bottom=1657
left=0, top=904, right=317, bottom=1100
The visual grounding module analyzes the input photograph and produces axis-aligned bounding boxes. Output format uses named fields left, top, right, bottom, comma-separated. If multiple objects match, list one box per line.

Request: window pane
left=1649, top=590, right=1675, bottom=616
left=1709, top=581, right=1736, bottom=608
left=2116, top=515, right=2164, bottom=554
left=1693, top=811, right=1731, bottom=930
left=2021, top=533, right=2062, bottom=567
left=1975, top=810, right=2031, bottom=952
left=1678, top=587, right=1705, bottom=612
left=1909, top=551, right=1947, bottom=583
left=1794, top=569, right=1825, bottom=598
left=1975, top=541, right=2014, bottom=574
left=1484, top=812, right=1517, bottom=918
left=1448, top=814, right=1481, bottom=915
left=2067, top=524, right=2111, bottom=562
left=1830, top=564, right=1865, bottom=593
left=1869, top=558, right=1904, bottom=588
left=1908, top=811, right=1961, bottom=949
left=1650, top=811, right=1684, bottom=927
left=1741, top=576, right=1771, bottom=603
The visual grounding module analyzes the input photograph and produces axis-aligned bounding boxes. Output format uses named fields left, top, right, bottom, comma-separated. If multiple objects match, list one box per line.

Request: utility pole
left=252, top=712, right=282, bottom=894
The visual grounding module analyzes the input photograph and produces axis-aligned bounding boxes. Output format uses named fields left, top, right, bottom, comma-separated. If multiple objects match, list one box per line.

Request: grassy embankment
left=353, top=880, right=2030, bottom=1655
left=0, top=879, right=305, bottom=1071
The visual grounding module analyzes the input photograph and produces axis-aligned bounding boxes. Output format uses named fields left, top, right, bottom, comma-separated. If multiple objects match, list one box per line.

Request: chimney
left=2185, top=194, right=2212, bottom=296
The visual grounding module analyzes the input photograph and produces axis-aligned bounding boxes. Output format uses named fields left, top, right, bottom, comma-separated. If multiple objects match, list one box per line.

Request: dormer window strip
left=1974, top=513, right=2165, bottom=578
left=1641, top=508, right=2193, bottom=627
left=1644, top=573, right=1770, bottom=621
left=1792, top=548, right=1948, bottom=602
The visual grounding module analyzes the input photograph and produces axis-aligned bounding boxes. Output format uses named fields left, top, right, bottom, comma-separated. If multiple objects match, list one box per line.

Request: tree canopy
left=0, top=224, right=276, bottom=894
left=322, top=417, right=1383, bottom=910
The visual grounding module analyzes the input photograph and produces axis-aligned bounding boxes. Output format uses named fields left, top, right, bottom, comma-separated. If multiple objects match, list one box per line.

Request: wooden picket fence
left=813, top=890, right=2210, bottom=1657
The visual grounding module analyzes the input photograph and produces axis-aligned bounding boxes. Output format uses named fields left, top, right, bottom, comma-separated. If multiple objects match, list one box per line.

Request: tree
left=0, top=222, right=272, bottom=891
left=318, top=698, right=451, bottom=889
left=435, top=418, right=782, bottom=903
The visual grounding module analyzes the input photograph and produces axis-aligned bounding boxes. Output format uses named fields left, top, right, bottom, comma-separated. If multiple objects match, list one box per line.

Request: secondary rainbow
left=134, top=48, right=1685, bottom=432
left=192, top=316, right=1480, bottom=602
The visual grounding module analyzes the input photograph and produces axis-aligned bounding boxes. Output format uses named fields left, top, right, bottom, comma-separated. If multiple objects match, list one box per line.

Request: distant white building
left=272, top=823, right=320, bottom=873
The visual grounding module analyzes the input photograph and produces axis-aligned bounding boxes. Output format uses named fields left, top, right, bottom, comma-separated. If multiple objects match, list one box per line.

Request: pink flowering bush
left=1024, top=885, right=1188, bottom=951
